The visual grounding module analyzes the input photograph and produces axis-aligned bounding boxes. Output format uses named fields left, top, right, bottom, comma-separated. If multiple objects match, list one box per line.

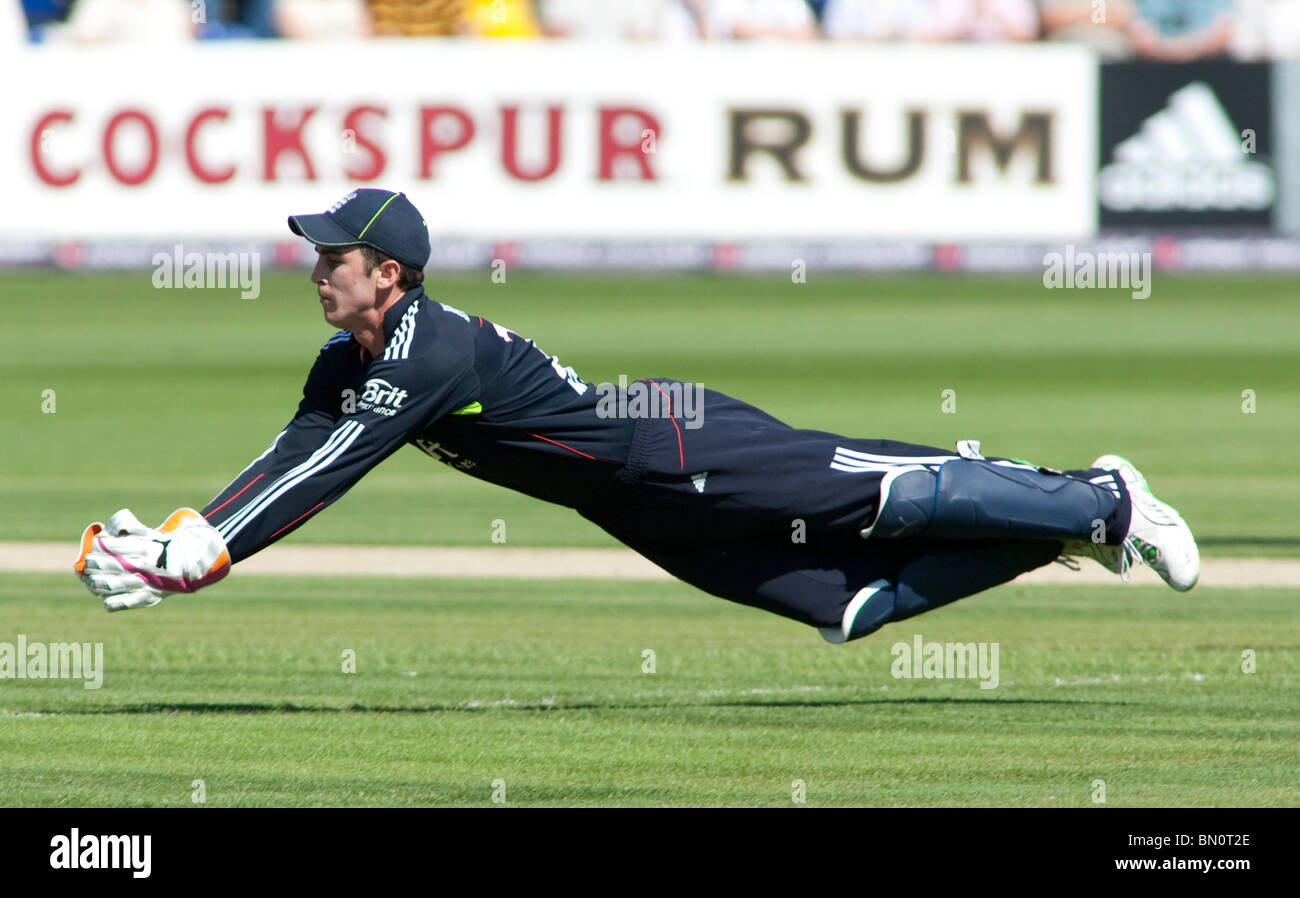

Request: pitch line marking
left=2, top=543, right=1298, bottom=587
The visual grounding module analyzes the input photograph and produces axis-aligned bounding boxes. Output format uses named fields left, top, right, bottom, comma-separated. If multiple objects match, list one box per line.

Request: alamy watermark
left=595, top=376, right=704, bottom=430
left=152, top=244, right=261, bottom=299
left=0, top=635, right=103, bottom=689
left=49, top=829, right=150, bottom=878
left=1042, top=245, right=1151, bottom=299
left=891, top=633, right=999, bottom=690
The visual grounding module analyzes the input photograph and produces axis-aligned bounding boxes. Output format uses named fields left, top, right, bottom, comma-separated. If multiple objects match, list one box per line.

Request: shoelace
left=1118, top=539, right=1140, bottom=582
left=1056, top=540, right=1140, bottom=582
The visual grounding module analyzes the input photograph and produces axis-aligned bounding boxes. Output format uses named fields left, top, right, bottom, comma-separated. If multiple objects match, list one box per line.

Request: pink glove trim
left=93, top=535, right=230, bottom=594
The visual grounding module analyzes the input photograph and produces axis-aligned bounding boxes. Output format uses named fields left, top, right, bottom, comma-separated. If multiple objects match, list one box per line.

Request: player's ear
left=376, top=257, right=402, bottom=289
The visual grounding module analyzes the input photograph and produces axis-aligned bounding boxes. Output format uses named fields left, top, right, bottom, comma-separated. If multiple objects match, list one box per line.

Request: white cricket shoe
left=1093, top=454, right=1200, bottom=591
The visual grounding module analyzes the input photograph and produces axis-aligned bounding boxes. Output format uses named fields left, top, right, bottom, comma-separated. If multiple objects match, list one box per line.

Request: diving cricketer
left=74, top=189, right=1200, bottom=644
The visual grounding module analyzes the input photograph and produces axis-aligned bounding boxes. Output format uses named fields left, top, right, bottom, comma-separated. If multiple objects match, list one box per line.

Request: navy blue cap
left=288, top=189, right=430, bottom=270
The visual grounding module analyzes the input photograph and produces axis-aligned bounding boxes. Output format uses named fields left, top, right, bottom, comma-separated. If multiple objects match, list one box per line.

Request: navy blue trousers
left=579, top=384, right=1102, bottom=638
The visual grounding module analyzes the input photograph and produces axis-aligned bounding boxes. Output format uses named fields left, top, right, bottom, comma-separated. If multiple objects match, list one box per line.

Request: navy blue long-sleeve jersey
left=202, top=287, right=634, bottom=562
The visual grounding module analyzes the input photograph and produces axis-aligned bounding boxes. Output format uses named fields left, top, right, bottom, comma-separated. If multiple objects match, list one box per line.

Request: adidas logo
left=1089, top=472, right=1123, bottom=500
left=1099, top=82, right=1274, bottom=213
left=691, top=472, right=708, bottom=493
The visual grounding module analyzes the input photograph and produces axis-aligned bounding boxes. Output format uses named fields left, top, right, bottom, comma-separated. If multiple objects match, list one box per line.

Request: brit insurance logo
left=358, top=378, right=407, bottom=416
left=1100, top=81, right=1274, bottom=214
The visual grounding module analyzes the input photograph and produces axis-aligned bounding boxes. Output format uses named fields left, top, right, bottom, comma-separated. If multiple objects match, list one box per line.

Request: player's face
left=310, top=247, right=379, bottom=329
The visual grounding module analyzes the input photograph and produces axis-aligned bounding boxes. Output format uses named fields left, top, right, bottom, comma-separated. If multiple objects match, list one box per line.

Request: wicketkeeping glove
left=75, top=508, right=230, bottom=612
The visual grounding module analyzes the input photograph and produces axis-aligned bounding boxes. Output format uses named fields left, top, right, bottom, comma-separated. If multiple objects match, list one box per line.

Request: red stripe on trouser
left=526, top=432, right=597, bottom=460
left=649, top=382, right=684, bottom=470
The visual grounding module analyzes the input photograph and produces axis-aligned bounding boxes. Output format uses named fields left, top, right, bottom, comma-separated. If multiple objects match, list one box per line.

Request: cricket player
left=75, top=189, right=1200, bottom=644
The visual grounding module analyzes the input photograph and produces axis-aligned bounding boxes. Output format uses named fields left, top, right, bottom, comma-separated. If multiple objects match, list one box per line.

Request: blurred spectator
left=537, top=0, right=700, bottom=40
left=24, top=0, right=1294, bottom=56
left=195, top=0, right=276, bottom=38
left=366, top=0, right=464, bottom=35
left=59, top=0, right=196, bottom=42
left=1038, top=0, right=1138, bottom=57
left=932, top=0, right=1038, bottom=39
left=460, top=0, right=541, bottom=36
left=1128, top=0, right=1235, bottom=59
left=699, top=0, right=818, bottom=39
left=4, top=0, right=27, bottom=42
left=1234, top=0, right=1300, bottom=57
left=825, top=0, right=1036, bottom=40
left=823, top=0, right=946, bottom=38
left=22, top=0, right=75, bottom=37
left=274, top=0, right=370, bottom=37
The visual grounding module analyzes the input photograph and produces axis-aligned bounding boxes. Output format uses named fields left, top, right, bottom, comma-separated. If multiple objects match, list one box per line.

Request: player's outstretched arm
left=74, top=307, right=480, bottom=612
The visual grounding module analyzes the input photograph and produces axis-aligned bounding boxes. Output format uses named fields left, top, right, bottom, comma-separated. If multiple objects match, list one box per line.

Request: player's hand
left=75, top=508, right=231, bottom=612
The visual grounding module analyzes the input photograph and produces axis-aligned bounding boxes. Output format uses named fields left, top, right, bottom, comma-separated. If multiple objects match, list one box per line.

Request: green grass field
left=2, top=573, right=1296, bottom=807
left=1, top=270, right=1297, bottom=807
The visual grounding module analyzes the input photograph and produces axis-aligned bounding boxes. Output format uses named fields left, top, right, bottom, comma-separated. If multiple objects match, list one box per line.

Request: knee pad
left=860, top=467, right=936, bottom=539
left=864, top=459, right=1122, bottom=543
left=818, top=579, right=896, bottom=644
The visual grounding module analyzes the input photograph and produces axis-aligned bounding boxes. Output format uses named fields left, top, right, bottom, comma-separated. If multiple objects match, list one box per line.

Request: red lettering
left=418, top=106, right=474, bottom=178
left=103, top=109, right=159, bottom=186
left=342, top=105, right=387, bottom=181
left=501, top=106, right=562, bottom=182
left=598, top=107, right=660, bottom=181
left=262, top=106, right=317, bottom=181
left=185, top=107, right=234, bottom=184
left=31, top=110, right=79, bottom=187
